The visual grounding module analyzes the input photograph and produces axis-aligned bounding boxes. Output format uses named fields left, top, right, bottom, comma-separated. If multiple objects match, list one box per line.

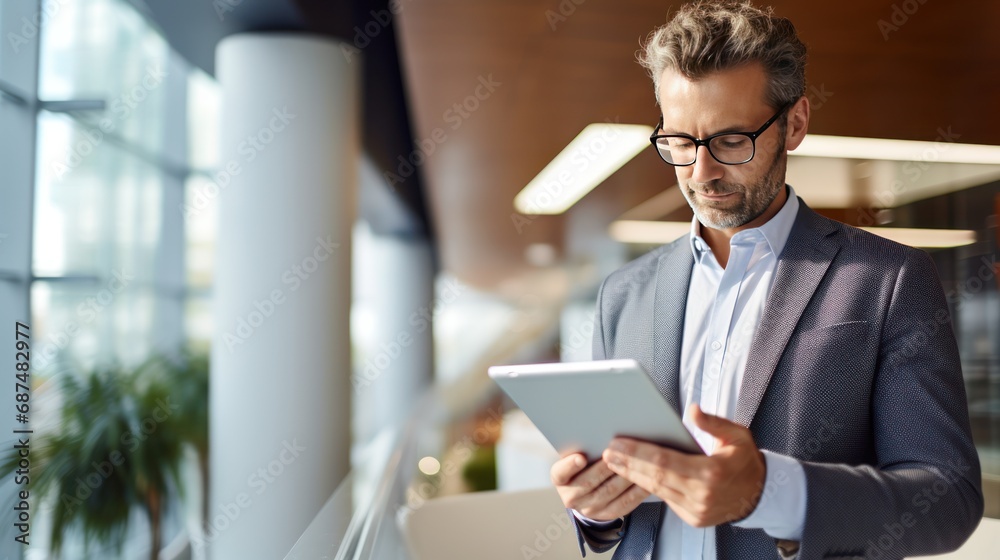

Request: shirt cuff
left=571, top=509, right=624, bottom=530
left=732, top=450, right=807, bottom=540
left=571, top=510, right=628, bottom=552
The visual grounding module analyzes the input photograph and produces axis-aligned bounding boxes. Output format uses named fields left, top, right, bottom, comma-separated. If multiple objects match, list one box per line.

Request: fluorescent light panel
left=860, top=227, right=976, bottom=248
left=794, top=135, right=1000, bottom=164
left=517, top=127, right=1000, bottom=217
left=514, top=124, right=652, bottom=215
left=609, top=220, right=691, bottom=244
left=610, top=220, right=976, bottom=249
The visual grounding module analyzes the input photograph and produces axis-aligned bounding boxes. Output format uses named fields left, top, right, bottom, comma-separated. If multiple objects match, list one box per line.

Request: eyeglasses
left=649, top=102, right=793, bottom=166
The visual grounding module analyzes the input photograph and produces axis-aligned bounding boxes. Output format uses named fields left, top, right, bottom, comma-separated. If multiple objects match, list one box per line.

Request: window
left=31, top=0, right=219, bottom=372
left=1, top=0, right=220, bottom=555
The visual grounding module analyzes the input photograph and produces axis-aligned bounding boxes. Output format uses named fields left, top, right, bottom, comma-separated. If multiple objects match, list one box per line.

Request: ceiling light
left=609, top=220, right=690, bottom=244
left=610, top=219, right=976, bottom=249
left=794, top=135, right=1000, bottom=164
left=514, top=123, right=653, bottom=215
left=860, top=227, right=976, bottom=248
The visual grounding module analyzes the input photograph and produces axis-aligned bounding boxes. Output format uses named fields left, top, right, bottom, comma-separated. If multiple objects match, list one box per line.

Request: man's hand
left=551, top=452, right=651, bottom=521
left=602, top=404, right=766, bottom=528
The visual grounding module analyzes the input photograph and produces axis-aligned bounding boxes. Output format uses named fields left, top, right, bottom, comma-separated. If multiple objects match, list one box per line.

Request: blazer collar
left=650, top=198, right=839, bottom=425
left=734, top=200, right=840, bottom=427
left=652, top=237, right=695, bottom=413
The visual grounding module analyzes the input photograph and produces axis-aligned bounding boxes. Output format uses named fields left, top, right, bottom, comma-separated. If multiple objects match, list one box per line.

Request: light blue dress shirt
left=657, top=185, right=807, bottom=560
left=575, top=187, right=809, bottom=558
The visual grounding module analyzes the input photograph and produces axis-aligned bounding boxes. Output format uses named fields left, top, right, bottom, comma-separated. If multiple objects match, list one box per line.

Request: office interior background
left=0, top=0, right=997, bottom=558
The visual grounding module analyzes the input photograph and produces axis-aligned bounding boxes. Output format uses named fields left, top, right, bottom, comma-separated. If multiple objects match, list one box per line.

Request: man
left=550, top=2, right=984, bottom=559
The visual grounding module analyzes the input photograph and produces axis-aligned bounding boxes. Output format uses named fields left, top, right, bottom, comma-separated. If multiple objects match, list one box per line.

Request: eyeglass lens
left=653, top=134, right=754, bottom=165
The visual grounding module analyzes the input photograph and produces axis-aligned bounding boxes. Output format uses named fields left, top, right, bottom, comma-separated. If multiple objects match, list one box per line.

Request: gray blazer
left=575, top=198, right=984, bottom=559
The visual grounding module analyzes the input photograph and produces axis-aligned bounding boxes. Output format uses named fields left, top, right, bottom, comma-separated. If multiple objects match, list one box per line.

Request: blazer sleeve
left=796, top=249, right=984, bottom=560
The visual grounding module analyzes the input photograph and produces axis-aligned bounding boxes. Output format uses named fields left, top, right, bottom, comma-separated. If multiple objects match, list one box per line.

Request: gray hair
left=639, top=1, right=807, bottom=108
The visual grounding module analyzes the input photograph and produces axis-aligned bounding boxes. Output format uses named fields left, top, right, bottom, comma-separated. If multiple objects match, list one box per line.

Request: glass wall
left=0, top=0, right=220, bottom=557
left=32, top=0, right=219, bottom=374
left=896, top=180, right=1000, bottom=515
left=0, top=0, right=40, bottom=550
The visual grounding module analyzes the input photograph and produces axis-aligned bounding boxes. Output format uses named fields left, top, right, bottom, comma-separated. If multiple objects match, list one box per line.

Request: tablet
left=488, top=359, right=703, bottom=461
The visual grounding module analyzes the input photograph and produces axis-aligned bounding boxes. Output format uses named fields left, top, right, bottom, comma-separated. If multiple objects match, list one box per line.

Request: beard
left=680, top=144, right=786, bottom=230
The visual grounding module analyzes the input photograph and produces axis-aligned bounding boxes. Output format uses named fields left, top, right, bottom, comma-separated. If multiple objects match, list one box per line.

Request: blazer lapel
left=652, top=240, right=695, bottom=413
left=734, top=203, right=840, bottom=428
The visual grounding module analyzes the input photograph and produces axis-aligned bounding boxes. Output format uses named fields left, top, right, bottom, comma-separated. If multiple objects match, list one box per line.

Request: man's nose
left=690, top=145, right=725, bottom=184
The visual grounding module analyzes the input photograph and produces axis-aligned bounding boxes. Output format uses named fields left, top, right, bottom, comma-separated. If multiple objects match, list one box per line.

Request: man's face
left=657, top=63, right=788, bottom=231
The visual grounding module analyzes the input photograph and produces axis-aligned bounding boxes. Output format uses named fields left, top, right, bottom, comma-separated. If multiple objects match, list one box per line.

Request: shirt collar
left=689, top=185, right=800, bottom=259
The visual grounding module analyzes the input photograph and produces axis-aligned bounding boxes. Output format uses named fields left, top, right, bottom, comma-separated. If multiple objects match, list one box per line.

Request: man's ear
left=784, top=96, right=810, bottom=151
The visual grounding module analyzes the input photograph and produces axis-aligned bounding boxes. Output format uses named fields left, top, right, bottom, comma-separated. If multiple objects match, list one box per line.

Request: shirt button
left=711, top=340, right=722, bottom=351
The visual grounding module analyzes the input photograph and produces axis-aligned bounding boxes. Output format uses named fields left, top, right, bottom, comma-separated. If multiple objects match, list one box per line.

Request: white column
left=208, top=34, right=357, bottom=560
left=367, top=232, right=435, bottom=431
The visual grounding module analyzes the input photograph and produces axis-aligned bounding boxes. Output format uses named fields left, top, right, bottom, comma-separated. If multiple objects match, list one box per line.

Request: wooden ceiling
left=395, top=0, right=1000, bottom=294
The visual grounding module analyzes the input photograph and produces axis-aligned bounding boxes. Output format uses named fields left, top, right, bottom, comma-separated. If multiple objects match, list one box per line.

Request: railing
left=284, top=304, right=562, bottom=560
left=284, top=392, right=461, bottom=560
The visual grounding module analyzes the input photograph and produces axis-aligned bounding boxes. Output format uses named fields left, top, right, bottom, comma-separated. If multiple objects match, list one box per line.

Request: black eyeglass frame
left=649, top=102, right=794, bottom=166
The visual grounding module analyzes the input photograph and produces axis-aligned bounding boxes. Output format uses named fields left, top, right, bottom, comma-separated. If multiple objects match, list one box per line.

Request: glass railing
left=285, top=302, right=561, bottom=560
left=284, top=389, right=482, bottom=560
left=283, top=426, right=398, bottom=560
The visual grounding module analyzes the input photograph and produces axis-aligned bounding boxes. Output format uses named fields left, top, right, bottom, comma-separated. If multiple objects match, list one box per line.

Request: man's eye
left=716, top=137, right=750, bottom=150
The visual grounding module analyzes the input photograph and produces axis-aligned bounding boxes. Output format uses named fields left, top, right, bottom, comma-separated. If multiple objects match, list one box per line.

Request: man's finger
left=603, top=438, right=706, bottom=502
left=571, top=472, right=638, bottom=515
left=608, top=460, right=688, bottom=504
left=605, top=437, right=703, bottom=479
left=551, top=453, right=588, bottom=486
left=554, top=456, right=619, bottom=503
left=689, top=404, right=750, bottom=446
left=591, top=483, right=650, bottom=520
